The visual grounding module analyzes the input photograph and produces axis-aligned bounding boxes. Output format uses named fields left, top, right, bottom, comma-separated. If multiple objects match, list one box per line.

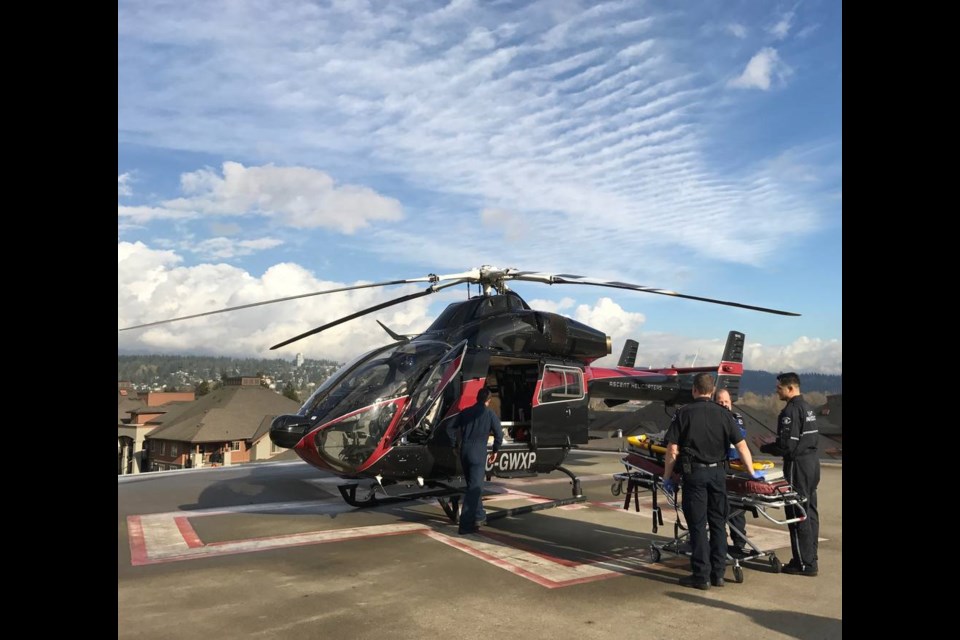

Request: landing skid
left=338, top=480, right=465, bottom=511
left=340, top=465, right=585, bottom=521
left=440, top=465, right=587, bottom=523
left=337, top=483, right=380, bottom=507
left=437, top=496, right=461, bottom=523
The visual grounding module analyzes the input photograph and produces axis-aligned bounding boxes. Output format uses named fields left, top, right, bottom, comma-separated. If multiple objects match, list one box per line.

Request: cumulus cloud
left=118, top=241, right=438, bottom=362
left=591, top=331, right=841, bottom=374
left=744, top=336, right=842, bottom=374
left=729, top=48, right=791, bottom=90
left=119, top=173, right=133, bottom=197
left=526, top=297, right=576, bottom=314
left=120, top=162, right=404, bottom=233
left=529, top=296, right=840, bottom=373
left=119, top=242, right=842, bottom=373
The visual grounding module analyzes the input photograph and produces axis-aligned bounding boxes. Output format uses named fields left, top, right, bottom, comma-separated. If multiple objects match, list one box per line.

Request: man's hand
left=662, top=478, right=677, bottom=496
left=487, top=452, right=498, bottom=465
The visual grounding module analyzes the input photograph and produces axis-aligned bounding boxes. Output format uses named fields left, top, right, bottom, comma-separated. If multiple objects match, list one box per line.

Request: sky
left=118, top=0, right=842, bottom=375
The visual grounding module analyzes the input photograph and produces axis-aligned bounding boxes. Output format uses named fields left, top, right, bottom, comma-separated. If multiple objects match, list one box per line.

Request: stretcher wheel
left=733, top=565, right=744, bottom=583
left=611, top=481, right=622, bottom=496
left=770, top=555, right=782, bottom=573
left=649, top=545, right=661, bottom=563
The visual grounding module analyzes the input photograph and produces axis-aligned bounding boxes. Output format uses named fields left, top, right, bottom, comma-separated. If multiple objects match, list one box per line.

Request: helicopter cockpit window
left=302, top=342, right=451, bottom=426
left=538, top=365, right=585, bottom=404
left=302, top=341, right=453, bottom=472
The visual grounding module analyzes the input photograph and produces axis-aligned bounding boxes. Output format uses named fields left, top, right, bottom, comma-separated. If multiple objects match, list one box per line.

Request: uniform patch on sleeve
left=781, top=416, right=792, bottom=425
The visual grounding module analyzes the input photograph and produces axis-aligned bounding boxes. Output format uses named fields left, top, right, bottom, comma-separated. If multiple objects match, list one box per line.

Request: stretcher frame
left=612, top=458, right=807, bottom=583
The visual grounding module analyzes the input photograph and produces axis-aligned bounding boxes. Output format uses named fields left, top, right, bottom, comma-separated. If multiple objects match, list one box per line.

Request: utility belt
left=680, top=457, right=728, bottom=474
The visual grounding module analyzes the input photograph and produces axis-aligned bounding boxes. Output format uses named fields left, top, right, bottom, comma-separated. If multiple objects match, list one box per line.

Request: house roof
left=145, top=385, right=300, bottom=444
left=118, top=390, right=144, bottom=422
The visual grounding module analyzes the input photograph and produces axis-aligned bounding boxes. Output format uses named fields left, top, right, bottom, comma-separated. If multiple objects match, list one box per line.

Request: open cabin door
left=397, top=340, right=468, bottom=442
left=531, top=362, right=589, bottom=446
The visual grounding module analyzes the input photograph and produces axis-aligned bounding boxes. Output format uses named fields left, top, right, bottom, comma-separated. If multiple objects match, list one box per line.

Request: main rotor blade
left=269, top=279, right=468, bottom=350
left=508, top=271, right=800, bottom=316
left=118, top=276, right=445, bottom=332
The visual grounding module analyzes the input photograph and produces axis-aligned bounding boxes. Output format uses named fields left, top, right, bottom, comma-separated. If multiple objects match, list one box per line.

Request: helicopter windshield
left=300, top=341, right=452, bottom=473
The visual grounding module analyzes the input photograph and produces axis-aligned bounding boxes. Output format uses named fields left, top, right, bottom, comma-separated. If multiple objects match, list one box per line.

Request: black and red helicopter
left=120, top=266, right=798, bottom=514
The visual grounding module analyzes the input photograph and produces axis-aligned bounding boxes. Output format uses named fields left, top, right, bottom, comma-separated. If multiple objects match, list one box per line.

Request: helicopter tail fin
left=617, top=339, right=639, bottom=367
left=715, top=331, right=746, bottom=402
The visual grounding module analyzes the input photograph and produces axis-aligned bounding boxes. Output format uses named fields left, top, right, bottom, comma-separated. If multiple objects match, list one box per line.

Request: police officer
left=447, top=387, right=503, bottom=535
left=662, top=373, right=756, bottom=590
left=716, top=388, right=750, bottom=557
left=760, top=372, right=819, bottom=576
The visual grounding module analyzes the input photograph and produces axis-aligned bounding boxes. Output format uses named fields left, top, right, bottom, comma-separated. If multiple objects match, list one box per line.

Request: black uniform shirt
left=762, top=395, right=818, bottom=460
left=665, top=397, right=744, bottom=464
left=447, top=402, right=503, bottom=463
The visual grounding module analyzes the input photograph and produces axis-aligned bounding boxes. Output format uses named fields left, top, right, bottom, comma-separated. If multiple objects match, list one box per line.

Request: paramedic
left=663, top=373, right=756, bottom=590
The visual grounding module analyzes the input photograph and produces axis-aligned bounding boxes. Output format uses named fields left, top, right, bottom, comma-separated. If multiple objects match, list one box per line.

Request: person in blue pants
left=447, top=387, right=502, bottom=534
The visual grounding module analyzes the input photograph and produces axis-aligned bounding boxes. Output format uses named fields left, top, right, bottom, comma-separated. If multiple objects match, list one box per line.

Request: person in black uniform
left=760, top=372, right=820, bottom=576
left=662, top=373, right=756, bottom=590
left=716, top=388, right=750, bottom=557
left=447, top=387, right=503, bottom=535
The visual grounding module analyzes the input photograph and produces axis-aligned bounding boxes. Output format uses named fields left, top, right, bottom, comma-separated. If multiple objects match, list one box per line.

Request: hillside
left=118, top=354, right=841, bottom=395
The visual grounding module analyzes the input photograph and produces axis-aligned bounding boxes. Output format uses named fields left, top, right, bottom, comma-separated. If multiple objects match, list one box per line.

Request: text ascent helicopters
left=120, top=266, right=798, bottom=515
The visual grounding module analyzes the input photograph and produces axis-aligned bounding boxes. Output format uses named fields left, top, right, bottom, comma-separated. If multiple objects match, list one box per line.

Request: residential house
left=143, top=377, right=300, bottom=472
left=118, top=388, right=196, bottom=475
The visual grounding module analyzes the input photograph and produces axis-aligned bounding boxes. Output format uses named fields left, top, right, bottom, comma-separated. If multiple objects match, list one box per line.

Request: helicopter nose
left=269, top=414, right=313, bottom=449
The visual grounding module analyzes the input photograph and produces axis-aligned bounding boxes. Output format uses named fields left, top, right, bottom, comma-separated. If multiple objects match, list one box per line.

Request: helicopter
left=120, top=266, right=798, bottom=513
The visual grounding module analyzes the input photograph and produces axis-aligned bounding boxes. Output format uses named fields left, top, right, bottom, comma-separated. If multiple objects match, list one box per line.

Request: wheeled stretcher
left=611, top=435, right=808, bottom=582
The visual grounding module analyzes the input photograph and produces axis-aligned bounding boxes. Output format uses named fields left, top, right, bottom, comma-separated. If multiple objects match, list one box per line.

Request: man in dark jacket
left=447, top=387, right=503, bottom=534
left=760, top=372, right=820, bottom=576
left=662, top=373, right=756, bottom=590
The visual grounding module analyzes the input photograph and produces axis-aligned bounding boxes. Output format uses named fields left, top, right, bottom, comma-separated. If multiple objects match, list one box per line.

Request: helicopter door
left=400, top=340, right=468, bottom=440
left=531, top=363, right=588, bottom=446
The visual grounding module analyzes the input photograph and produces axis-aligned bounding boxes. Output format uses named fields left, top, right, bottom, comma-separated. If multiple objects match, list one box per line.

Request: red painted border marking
left=127, top=515, right=149, bottom=566
left=174, top=516, right=203, bottom=548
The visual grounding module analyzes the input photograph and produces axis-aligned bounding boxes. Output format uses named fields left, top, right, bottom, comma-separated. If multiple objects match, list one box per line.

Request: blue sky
left=118, top=0, right=841, bottom=374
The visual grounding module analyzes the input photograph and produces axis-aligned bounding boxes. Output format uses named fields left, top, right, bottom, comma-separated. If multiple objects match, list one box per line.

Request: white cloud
left=118, top=173, right=133, bottom=197
left=744, top=336, right=842, bottom=374
left=118, top=205, right=196, bottom=223
left=796, top=24, right=820, bottom=40
left=188, top=236, right=284, bottom=259
left=531, top=296, right=841, bottom=373
left=480, top=207, right=530, bottom=243
left=118, top=4, right=824, bottom=267
left=726, top=23, right=747, bottom=39
left=125, top=162, right=404, bottom=232
left=526, top=297, right=576, bottom=313
left=119, top=243, right=841, bottom=373
left=769, top=12, right=794, bottom=40
left=573, top=297, right=647, bottom=344
left=729, top=48, right=791, bottom=90
left=118, top=241, right=439, bottom=362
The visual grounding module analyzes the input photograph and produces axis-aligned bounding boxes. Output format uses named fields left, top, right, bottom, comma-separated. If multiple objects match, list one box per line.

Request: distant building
left=142, top=377, right=300, bottom=472
left=118, top=389, right=195, bottom=475
left=296, top=352, right=304, bottom=368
